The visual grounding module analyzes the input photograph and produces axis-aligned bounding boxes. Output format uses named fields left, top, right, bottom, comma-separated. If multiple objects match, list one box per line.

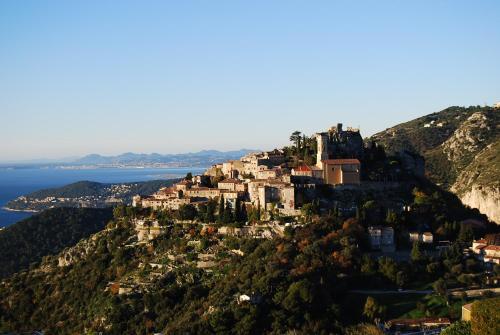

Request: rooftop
left=322, top=159, right=361, bottom=165
left=219, top=178, right=242, bottom=184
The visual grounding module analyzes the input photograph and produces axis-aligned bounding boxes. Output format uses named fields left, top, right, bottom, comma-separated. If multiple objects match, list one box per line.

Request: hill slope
left=370, top=105, right=499, bottom=223
left=5, top=179, right=178, bottom=211
left=0, top=180, right=496, bottom=334
left=0, top=207, right=112, bottom=278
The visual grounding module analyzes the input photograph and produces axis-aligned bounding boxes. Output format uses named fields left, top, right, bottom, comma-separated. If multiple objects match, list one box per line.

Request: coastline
left=1, top=206, right=39, bottom=213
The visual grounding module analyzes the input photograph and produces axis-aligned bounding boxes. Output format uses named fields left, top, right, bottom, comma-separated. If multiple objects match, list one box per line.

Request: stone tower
left=316, top=132, right=329, bottom=169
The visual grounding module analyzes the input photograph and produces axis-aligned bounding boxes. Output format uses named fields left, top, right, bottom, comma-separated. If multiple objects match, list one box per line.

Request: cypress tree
left=240, top=202, right=248, bottom=222
left=218, top=195, right=225, bottom=223
left=223, top=201, right=233, bottom=224
left=235, top=198, right=242, bottom=222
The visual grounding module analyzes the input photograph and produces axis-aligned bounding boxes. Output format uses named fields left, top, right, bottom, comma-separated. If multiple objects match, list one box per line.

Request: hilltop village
left=135, top=124, right=379, bottom=218
left=131, top=123, right=427, bottom=252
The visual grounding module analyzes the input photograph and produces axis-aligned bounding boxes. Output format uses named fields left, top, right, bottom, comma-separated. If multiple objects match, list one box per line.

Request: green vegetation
left=441, top=321, right=471, bottom=335
left=471, top=297, right=500, bottom=335
left=0, top=186, right=495, bottom=334
left=0, top=207, right=112, bottom=278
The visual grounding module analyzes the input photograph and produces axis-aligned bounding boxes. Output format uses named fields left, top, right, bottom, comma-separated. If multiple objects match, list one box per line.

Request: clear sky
left=1, top=1, right=499, bottom=161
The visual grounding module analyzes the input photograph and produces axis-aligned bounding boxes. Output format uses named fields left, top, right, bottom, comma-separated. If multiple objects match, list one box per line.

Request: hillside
left=0, top=207, right=112, bottom=278
left=370, top=106, right=500, bottom=223
left=5, top=179, right=178, bottom=211
left=0, top=178, right=497, bottom=334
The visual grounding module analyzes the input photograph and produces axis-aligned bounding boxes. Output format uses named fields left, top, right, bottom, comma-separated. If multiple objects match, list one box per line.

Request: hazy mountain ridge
left=74, top=149, right=259, bottom=166
left=370, top=105, right=499, bottom=223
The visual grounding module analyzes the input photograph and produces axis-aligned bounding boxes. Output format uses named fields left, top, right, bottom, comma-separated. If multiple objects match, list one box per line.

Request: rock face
left=442, top=112, right=495, bottom=171
left=58, top=230, right=107, bottom=267
left=371, top=106, right=499, bottom=224
left=459, top=186, right=500, bottom=224
left=451, top=141, right=500, bottom=224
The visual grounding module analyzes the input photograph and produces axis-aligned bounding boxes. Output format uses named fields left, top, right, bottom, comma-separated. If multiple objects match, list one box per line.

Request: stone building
left=185, top=187, right=222, bottom=199
left=316, top=123, right=364, bottom=169
left=256, top=168, right=281, bottom=180
left=322, top=159, right=361, bottom=185
left=217, top=178, right=246, bottom=192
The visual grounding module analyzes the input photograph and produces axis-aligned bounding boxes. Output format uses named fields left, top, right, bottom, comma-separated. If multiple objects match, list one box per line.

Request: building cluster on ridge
left=133, top=123, right=362, bottom=217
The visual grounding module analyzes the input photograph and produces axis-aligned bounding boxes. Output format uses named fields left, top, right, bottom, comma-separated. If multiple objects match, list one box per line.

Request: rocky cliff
left=371, top=105, right=499, bottom=223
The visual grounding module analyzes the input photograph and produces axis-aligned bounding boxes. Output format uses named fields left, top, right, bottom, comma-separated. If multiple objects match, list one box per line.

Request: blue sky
left=1, top=1, right=499, bottom=161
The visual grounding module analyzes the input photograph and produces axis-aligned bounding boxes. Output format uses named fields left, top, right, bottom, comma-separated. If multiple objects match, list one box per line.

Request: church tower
left=316, top=132, right=329, bottom=169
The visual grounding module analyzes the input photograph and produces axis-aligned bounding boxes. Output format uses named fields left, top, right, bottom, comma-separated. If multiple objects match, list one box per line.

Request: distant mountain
left=73, top=149, right=259, bottom=166
left=370, top=105, right=499, bottom=223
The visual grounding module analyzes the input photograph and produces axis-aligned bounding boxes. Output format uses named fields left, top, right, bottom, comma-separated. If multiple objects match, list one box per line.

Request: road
left=350, top=287, right=500, bottom=297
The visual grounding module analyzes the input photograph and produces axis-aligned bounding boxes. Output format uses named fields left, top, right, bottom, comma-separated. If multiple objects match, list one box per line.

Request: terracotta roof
left=187, top=187, right=219, bottom=192
left=484, top=245, right=500, bottom=251
left=322, top=159, right=361, bottom=165
left=475, top=239, right=487, bottom=244
left=294, top=165, right=312, bottom=172
left=462, top=303, right=474, bottom=312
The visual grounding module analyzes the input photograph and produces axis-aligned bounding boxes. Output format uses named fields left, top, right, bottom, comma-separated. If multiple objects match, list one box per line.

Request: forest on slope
left=0, top=207, right=112, bottom=278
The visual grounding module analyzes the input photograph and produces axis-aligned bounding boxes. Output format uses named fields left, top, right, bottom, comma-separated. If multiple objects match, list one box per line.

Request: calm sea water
left=0, top=166, right=205, bottom=228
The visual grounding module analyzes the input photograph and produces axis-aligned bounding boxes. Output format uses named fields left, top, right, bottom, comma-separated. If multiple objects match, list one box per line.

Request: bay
left=0, top=166, right=205, bottom=228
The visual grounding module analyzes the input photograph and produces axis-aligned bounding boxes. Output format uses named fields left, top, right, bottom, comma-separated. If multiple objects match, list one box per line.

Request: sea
left=0, top=166, right=205, bottom=228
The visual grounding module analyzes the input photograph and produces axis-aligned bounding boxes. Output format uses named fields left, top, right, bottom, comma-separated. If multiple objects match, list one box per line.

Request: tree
left=217, top=195, right=225, bottom=223
left=471, top=297, right=500, bottom=335
left=441, top=321, right=471, bottom=335
left=223, top=201, right=233, bottom=224
left=206, top=199, right=216, bottom=223
left=385, top=209, right=398, bottom=225
left=396, top=271, right=408, bottom=288
left=361, top=255, right=377, bottom=274
left=289, top=130, right=302, bottom=151
left=378, top=257, right=398, bottom=283
left=345, top=323, right=384, bottom=335
left=113, top=205, right=126, bottom=219
left=177, top=204, right=197, bottom=220
left=411, top=241, right=423, bottom=263
left=363, top=296, right=386, bottom=321
left=433, top=278, right=448, bottom=300
left=240, top=202, right=248, bottom=222
left=458, top=224, right=474, bottom=245
left=282, top=279, right=314, bottom=313
left=301, top=201, right=319, bottom=221
left=234, top=198, right=242, bottom=222
left=185, top=172, right=193, bottom=181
